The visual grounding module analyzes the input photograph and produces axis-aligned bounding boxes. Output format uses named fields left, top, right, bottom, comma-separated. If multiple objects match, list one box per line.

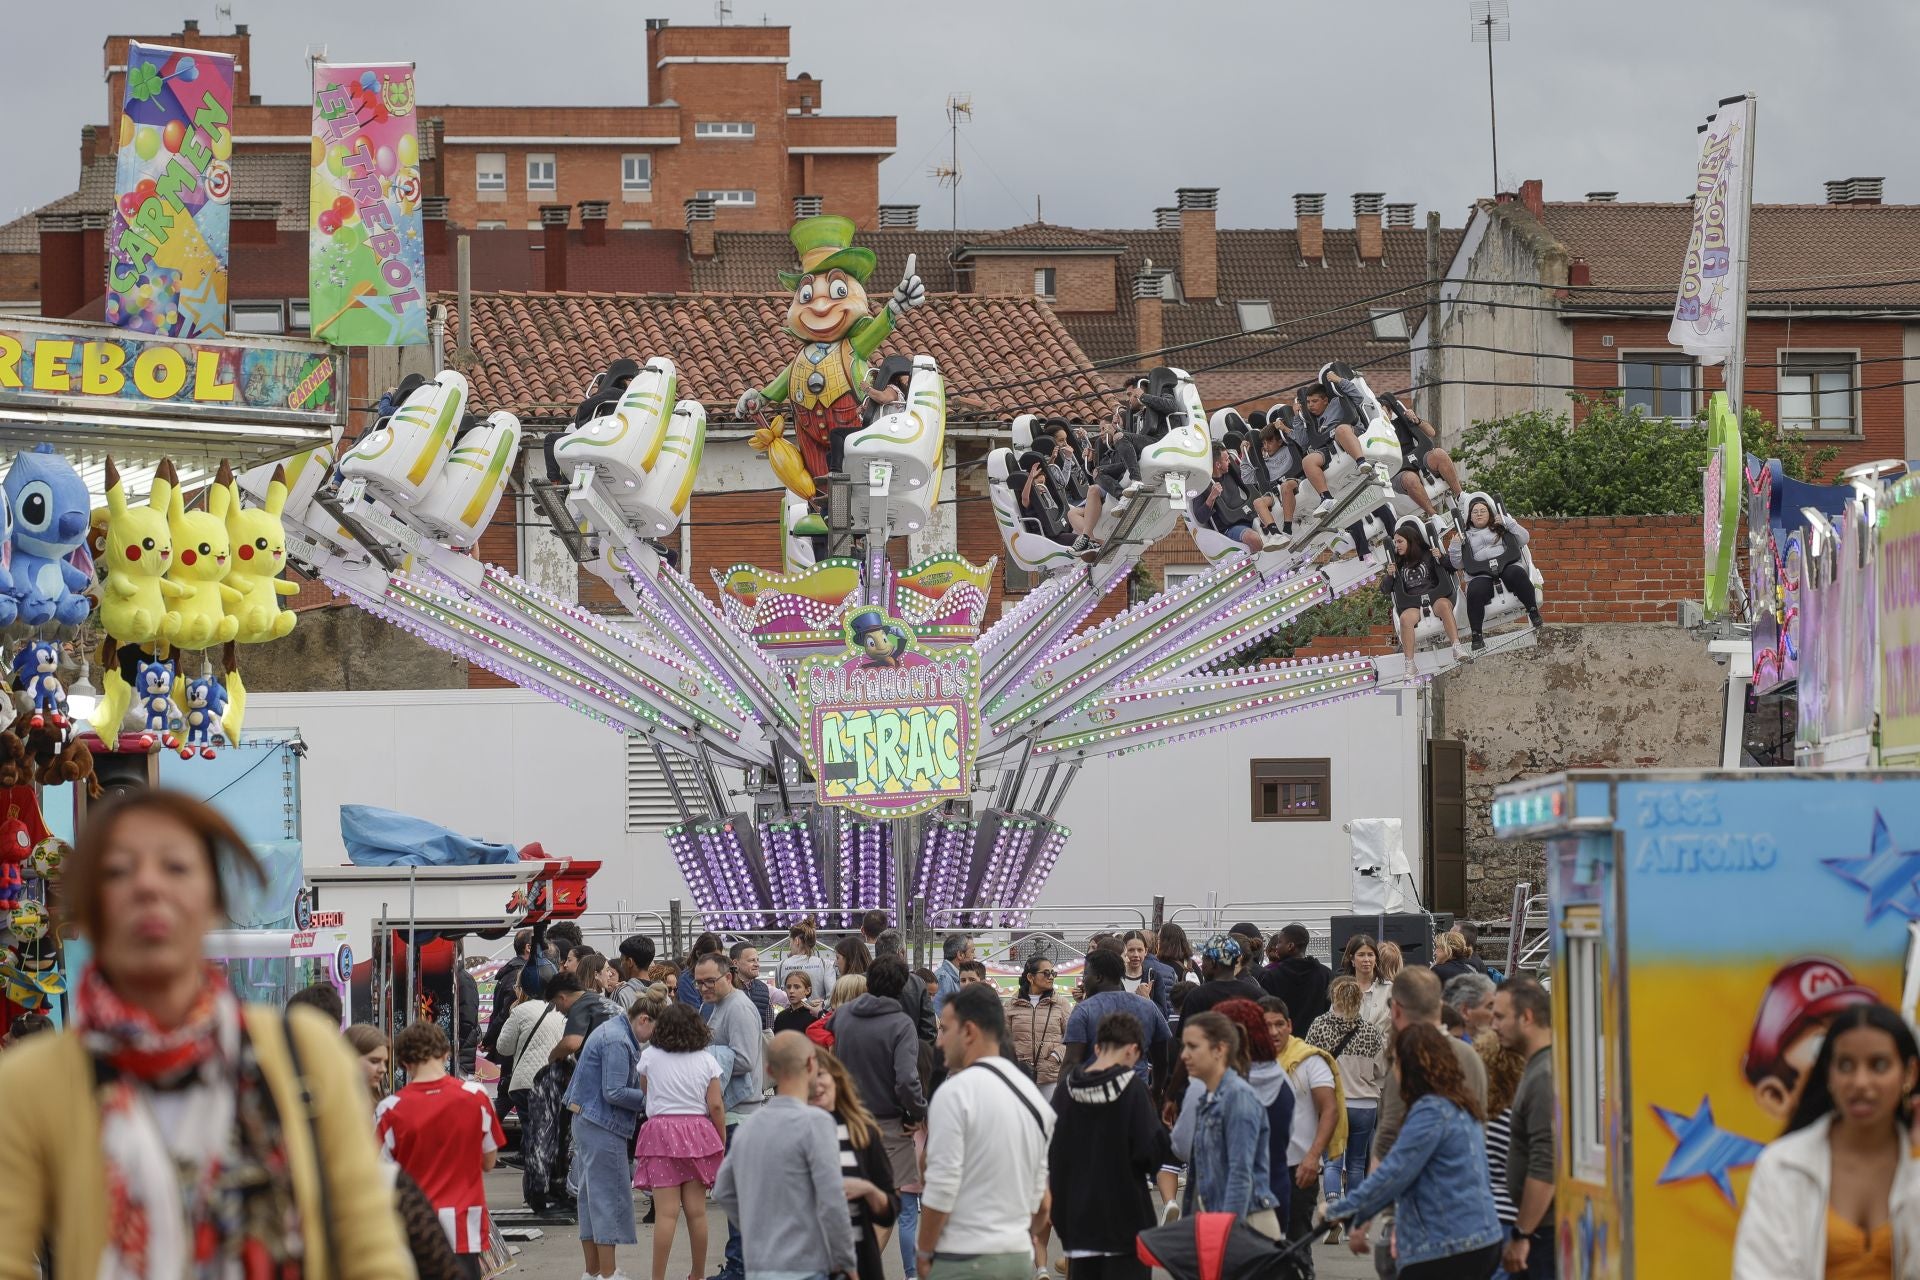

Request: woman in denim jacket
left=1324, top=1024, right=1502, bottom=1279
left=565, top=985, right=668, bottom=1278
left=1175, top=1011, right=1281, bottom=1234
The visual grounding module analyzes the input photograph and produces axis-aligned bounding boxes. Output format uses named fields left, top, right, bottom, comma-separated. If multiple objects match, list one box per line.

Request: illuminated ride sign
left=795, top=606, right=981, bottom=818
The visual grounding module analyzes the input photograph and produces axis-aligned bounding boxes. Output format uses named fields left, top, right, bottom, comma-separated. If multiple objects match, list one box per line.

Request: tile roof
left=693, top=230, right=968, bottom=293
left=0, top=213, right=36, bottom=255
left=960, top=222, right=1125, bottom=252
left=1541, top=201, right=1920, bottom=308
left=38, top=152, right=315, bottom=230
left=439, top=291, right=1109, bottom=422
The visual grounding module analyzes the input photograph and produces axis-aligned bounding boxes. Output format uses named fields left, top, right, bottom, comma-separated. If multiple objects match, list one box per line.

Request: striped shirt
left=837, top=1120, right=865, bottom=1230
left=375, top=1076, right=505, bottom=1254
left=1484, top=1107, right=1518, bottom=1224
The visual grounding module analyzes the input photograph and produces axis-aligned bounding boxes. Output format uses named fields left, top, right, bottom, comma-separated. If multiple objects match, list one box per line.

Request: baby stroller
left=1136, top=1213, right=1335, bottom=1280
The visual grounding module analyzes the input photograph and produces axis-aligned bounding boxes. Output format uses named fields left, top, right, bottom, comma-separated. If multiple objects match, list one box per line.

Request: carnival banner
left=1669, top=96, right=1752, bottom=365
left=1877, top=476, right=1920, bottom=761
left=1703, top=392, right=1742, bottom=617
left=309, top=63, right=428, bottom=346
left=107, top=42, right=235, bottom=338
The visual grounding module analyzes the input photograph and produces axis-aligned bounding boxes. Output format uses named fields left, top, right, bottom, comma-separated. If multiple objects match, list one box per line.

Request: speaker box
left=75, top=746, right=161, bottom=829
left=1330, top=911, right=1454, bottom=970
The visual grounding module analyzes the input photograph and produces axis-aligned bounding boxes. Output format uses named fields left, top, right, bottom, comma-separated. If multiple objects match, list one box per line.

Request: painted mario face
left=1744, top=957, right=1878, bottom=1124
left=786, top=269, right=869, bottom=342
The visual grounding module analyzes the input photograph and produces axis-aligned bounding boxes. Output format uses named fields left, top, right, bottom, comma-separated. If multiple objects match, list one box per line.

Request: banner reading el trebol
left=309, top=63, right=428, bottom=346
left=107, top=43, right=236, bottom=337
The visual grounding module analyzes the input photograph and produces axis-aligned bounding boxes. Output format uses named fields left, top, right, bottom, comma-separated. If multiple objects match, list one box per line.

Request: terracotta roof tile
left=960, top=222, right=1125, bottom=252
left=693, top=230, right=968, bottom=293
left=439, top=291, right=1109, bottom=422
left=1542, top=201, right=1920, bottom=307
left=0, top=212, right=36, bottom=255
left=39, top=152, right=317, bottom=230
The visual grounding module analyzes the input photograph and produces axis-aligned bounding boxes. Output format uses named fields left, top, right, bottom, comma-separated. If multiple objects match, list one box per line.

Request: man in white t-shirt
left=1261, top=996, right=1338, bottom=1277
left=920, top=983, right=1052, bottom=1280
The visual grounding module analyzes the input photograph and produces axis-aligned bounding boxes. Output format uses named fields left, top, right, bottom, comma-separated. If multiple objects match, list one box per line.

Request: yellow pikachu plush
left=167, top=461, right=242, bottom=649
left=97, top=456, right=187, bottom=648
left=224, top=465, right=299, bottom=645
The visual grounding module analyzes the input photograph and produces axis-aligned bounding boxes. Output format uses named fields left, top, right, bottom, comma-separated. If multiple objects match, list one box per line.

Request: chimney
left=793, top=194, right=823, bottom=220
left=182, top=18, right=198, bottom=32
left=79, top=124, right=98, bottom=172
left=1353, top=192, right=1385, bottom=265
left=579, top=199, right=609, bottom=246
left=37, top=213, right=83, bottom=319
left=540, top=203, right=571, bottom=291
left=420, top=195, right=449, bottom=255
left=1585, top=191, right=1618, bottom=203
left=1132, top=259, right=1163, bottom=361
left=79, top=212, right=108, bottom=307
left=1569, top=256, right=1591, bottom=287
left=1153, top=207, right=1180, bottom=230
left=231, top=200, right=279, bottom=245
left=234, top=22, right=247, bottom=34
left=877, top=204, right=918, bottom=229
left=685, top=197, right=716, bottom=259
left=1519, top=178, right=1544, bottom=222
left=1294, top=193, right=1325, bottom=265
left=1385, top=202, right=1416, bottom=229
left=1176, top=187, right=1218, bottom=300
left=1828, top=176, right=1884, bottom=205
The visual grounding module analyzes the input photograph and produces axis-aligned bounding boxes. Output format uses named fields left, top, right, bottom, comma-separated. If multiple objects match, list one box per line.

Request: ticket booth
left=1493, top=771, right=1920, bottom=1280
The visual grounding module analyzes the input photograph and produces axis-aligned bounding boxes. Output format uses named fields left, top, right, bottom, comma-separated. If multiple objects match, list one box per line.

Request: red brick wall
left=973, top=255, right=1116, bottom=312
left=1527, top=514, right=1697, bottom=624
left=1569, top=316, right=1904, bottom=468
left=0, top=253, right=39, bottom=306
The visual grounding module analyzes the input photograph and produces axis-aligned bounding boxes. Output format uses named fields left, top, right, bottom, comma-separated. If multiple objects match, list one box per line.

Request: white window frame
left=1618, top=349, right=1700, bottom=420
left=1238, top=300, right=1275, bottom=332
left=475, top=152, right=506, bottom=193
left=1564, top=908, right=1609, bottom=1184
left=1034, top=267, right=1056, bottom=300
left=1164, top=564, right=1211, bottom=592
left=476, top=220, right=508, bottom=230
left=229, top=301, right=284, bottom=334
left=620, top=220, right=653, bottom=230
left=288, top=299, right=311, bottom=333
left=694, top=121, right=756, bottom=139
left=1777, top=349, right=1860, bottom=436
left=1369, top=307, right=1409, bottom=341
left=621, top=153, right=653, bottom=194
left=526, top=153, right=556, bottom=192
left=525, top=220, right=544, bottom=231
left=695, top=188, right=757, bottom=208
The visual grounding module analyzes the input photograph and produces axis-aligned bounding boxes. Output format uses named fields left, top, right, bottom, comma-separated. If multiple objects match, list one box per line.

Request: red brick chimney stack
left=685, top=197, right=717, bottom=260
left=1519, top=178, right=1545, bottom=222
left=1175, top=187, right=1218, bottom=301
left=1133, top=259, right=1163, bottom=363
left=1353, top=192, right=1385, bottom=265
left=540, top=204, right=570, bottom=291
left=420, top=196, right=449, bottom=256
left=36, top=213, right=83, bottom=319
left=1294, top=193, right=1325, bottom=266
left=579, top=200, right=609, bottom=246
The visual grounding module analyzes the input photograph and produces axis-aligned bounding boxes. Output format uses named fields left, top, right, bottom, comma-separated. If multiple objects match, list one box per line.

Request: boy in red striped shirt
left=376, top=1020, right=506, bottom=1277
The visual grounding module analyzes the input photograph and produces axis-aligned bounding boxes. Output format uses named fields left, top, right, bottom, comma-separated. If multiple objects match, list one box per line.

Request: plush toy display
left=135, top=655, right=175, bottom=743
left=166, top=461, right=242, bottom=649
left=175, top=673, right=228, bottom=759
left=36, top=738, right=98, bottom=797
left=224, top=465, right=299, bottom=644
left=27, top=837, right=66, bottom=882
left=7, top=900, right=47, bottom=942
left=0, top=805, right=30, bottom=912
left=98, top=457, right=187, bottom=648
left=3, top=444, right=92, bottom=627
left=9, top=641, right=65, bottom=730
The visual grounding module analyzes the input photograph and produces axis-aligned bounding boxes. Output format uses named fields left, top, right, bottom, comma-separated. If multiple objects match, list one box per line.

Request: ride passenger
left=1382, top=522, right=1463, bottom=661
left=1376, top=391, right=1464, bottom=517
left=1194, top=444, right=1267, bottom=554
left=1447, top=495, right=1543, bottom=651
left=1297, top=381, right=1371, bottom=519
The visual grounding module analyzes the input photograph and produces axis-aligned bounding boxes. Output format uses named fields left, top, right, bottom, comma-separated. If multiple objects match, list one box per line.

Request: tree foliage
left=1453, top=398, right=1838, bottom=517
left=1237, top=585, right=1389, bottom=664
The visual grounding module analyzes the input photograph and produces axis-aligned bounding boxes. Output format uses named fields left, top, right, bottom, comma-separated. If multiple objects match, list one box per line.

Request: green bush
left=1237, top=584, right=1390, bottom=663
left=1453, top=398, right=1837, bottom=517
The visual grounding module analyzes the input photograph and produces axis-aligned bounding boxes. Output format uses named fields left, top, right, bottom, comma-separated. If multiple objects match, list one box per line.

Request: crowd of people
left=2, top=789, right=1918, bottom=1280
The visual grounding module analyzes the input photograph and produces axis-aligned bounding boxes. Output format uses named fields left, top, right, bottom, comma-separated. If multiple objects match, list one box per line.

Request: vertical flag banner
left=309, top=63, right=428, bottom=346
left=107, top=43, right=236, bottom=337
left=1669, top=97, right=1752, bottom=365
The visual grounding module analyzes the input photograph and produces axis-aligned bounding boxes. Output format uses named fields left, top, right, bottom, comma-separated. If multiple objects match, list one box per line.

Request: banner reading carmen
left=309, top=62, right=428, bottom=346
left=796, top=607, right=980, bottom=819
left=107, top=42, right=236, bottom=338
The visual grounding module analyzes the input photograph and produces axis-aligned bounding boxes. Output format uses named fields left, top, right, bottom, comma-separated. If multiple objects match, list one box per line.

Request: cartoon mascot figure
left=734, top=214, right=925, bottom=483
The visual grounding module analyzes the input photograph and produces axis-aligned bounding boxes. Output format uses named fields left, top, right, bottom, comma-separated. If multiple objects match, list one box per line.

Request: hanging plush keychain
left=3, top=444, right=92, bottom=628
left=8, top=642, right=66, bottom=731
left=171, top=668, right=229, bottom=760
left=133, top=654, right=175, bottom=747
left=90, top=457, right=187, bottom=742
left=218, top=464, right=299, bottom=742
left=166, top=460, right=241, bottom=649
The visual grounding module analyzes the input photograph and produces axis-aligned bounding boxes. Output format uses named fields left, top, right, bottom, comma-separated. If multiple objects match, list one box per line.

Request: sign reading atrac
left=0, top=316, right=345, bottom=430
left=795, top=605, right=980, bottom=818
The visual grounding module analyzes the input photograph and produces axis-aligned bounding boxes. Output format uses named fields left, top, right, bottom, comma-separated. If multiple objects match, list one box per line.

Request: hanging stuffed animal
left=9, top=641, right=65, bottom=730
left=92, top=457, right=188, bottom=742
left=35, top=738, right=98, bottom=798
left=27, top=837, right=67, bottom=882
left=173, top=672, right=228, bottom=760
left=0, top=807, right=32, bottom=912
left=166, top=460, right=242, bottom=649
left=220, top=464, right=299, bottom=742
left=134, top=655, right=175, bottom=745
left=2, top=443, right=90, bottom=627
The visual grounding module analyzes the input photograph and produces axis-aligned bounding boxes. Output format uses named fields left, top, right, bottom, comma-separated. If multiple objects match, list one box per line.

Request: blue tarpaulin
left=340, top=805, right=520, bottom=867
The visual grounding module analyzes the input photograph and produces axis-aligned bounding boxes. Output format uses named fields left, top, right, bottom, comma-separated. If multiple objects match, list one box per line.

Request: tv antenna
left=214, top=2, right=234, bottom=32
left=929, top=93, right=972, bottom=231
left=714, top=0, right=733, bottom=24
left=1469, top=0, right=1510, bottom=197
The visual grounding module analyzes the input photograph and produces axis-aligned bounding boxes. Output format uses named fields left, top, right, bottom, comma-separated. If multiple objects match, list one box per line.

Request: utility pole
left=1470, top=1, right=1510, bottom=195
left=1425, top=210, right=1443, bottom=441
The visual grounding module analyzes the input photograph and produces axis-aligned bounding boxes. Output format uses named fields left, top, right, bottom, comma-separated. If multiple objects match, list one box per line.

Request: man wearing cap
left=1743, top=957, right=1879, bottom=1124
left=1180, top=934, right=1268, bottom=1022
left=735, top=214, right=926, bottom=481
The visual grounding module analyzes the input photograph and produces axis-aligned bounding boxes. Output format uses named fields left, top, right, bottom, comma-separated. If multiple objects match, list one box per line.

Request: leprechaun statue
left=734, top=214, right=926, bottom=481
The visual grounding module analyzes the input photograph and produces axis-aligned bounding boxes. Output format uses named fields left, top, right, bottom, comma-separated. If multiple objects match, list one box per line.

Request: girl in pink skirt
left=635, top=1002, right=728, bottom=1280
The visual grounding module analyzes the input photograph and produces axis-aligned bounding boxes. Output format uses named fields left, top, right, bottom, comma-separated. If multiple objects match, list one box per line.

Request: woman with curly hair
left=1325, top=1023, right=1502, bottom=1278
left=634, top=1001, right=728, bottom=1280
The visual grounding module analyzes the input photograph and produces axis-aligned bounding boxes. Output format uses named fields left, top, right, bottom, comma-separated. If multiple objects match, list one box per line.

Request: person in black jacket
left=1381, top=521, right=1463, bottom=661
left=482, top=930, right=532, bottom=1122
left=1050, top=1011, right=1173, bottom=1280
left=1258, top=925, right=1332, bottom=1035
left=1072, top=414, right=1142, bottom=553
left=1009, top=450, right=1073, bottom=542
left=1193, top=445, right=1265, bottom=553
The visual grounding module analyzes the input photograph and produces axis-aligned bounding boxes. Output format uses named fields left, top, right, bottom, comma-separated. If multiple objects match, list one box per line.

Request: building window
left=1237, top=300, right=1274, bottom=332
left=475, top=152, right=506, bottom=192
left=1250, top=758, right=1331, bottom=822
left=1369, top=307, right=1409, bottom=341
left=1620, top=351, right=1698, bottom=420
left=476, top=220, right=508, bottom=230
left=526, top=153, right=556, bottom=191
left=620, top=153, right=653, bottom=194
left=289, top=299, right=311, bottom=333
left=1778, top=351, right=1858, bottom=433
left=1033, top=267, right=1056, bottom=300
left=695, top=189, right=757, bottom=207
left=1163, top=565, right=1210, bottom=592
left=230, top=301, right=284, bottom=334
left=621, top=221, right=653, bottom=230
left=694, top=121, right=756, bottom=139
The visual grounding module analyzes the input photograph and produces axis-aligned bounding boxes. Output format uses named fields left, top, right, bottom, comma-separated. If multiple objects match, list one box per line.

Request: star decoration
left=1652, top=1096, right=1765, bottom=1205
left=1821, top=810, right=1920, bottom=923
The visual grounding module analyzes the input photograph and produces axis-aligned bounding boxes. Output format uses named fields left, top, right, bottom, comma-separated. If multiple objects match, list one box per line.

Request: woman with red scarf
left=0, top=789, right=411, bottom=1280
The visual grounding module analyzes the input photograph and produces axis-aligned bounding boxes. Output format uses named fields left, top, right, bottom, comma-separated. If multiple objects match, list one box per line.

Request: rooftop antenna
left=214, top=2, right=234, bottom=33
left=714, top=0, right=732, bottom=24
left=1469, top=0, right=1510, bottom=197
left=929, top=93, right=972, bottom=231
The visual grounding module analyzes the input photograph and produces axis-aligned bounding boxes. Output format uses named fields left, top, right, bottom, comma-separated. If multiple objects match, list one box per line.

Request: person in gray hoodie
left=1447, top=492, right=1542, bottom=650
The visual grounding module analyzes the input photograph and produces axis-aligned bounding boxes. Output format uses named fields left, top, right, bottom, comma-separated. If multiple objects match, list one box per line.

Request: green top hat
left=780, top=214, right=877, bottom=290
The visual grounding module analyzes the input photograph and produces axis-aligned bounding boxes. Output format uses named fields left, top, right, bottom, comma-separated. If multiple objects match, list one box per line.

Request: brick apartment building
left=1422, top=177, right=1920, bottom=468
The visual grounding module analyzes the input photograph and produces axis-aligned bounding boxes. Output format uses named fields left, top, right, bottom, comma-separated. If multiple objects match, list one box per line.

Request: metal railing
left=1504, top=881, right=1552, bottom=977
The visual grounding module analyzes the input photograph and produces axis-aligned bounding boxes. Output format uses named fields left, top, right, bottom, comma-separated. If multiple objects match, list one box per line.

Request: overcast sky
left=5, top=0, right=1914, bottom=230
